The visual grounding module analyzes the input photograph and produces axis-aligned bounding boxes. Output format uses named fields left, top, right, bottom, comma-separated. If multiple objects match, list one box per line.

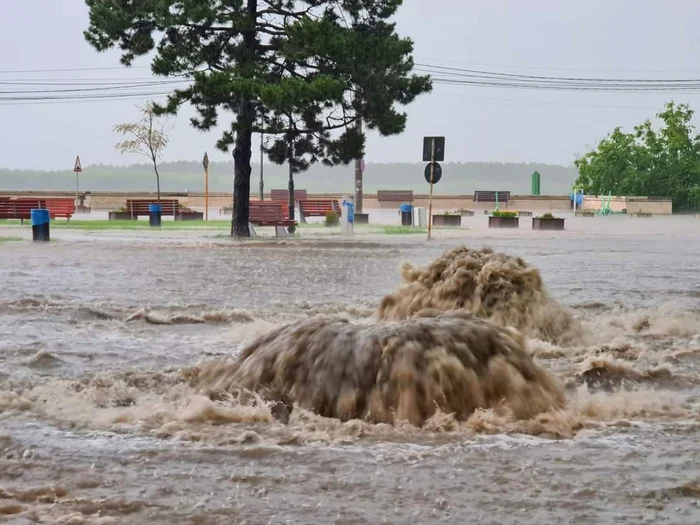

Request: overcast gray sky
left=2, top=0, right=700, bottom=171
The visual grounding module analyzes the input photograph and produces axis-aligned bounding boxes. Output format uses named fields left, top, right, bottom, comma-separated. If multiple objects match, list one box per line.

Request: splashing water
left=191, top=311, right=565, bottom=426
left=377, top=246, right=581, bottom=343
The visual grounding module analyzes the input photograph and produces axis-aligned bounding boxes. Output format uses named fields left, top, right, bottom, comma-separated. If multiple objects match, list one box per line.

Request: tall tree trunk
left=232, top=123, right=253, bottom=237
left=153, top=161, right=161, bottom=203
left=287, top=116, right=295, bottom=222
left=231, top=0, right=257, bottom=238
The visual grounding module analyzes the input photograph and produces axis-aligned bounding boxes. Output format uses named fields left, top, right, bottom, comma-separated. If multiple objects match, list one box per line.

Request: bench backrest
left=298, top=199, right=339, bottom=216
left=126, top=199, right=179, bottom=214
left=377, top=190, right=414, bottom=203
left=249, top=201, right=287, bottom=222
left=270, top=189, right=308, bottom=202
left=0, top=199, right=47, bottom=218
left=474, top=191, right=511, bottom=202
left=45, top=199, right=76, bottom=214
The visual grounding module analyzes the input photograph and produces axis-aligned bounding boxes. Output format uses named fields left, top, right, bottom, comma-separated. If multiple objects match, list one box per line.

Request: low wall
left=0, top=190, right=673, bottom=214
left=582, top=196, right=672, bottom=215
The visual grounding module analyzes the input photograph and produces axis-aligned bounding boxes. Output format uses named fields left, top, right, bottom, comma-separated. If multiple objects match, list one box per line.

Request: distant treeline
left=0, top=161, right=577, bottom=195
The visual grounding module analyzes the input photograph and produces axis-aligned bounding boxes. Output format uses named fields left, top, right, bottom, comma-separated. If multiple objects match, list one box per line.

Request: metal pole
left=75, top=171, right=79, bottom=208
left=427, top=139, right=435, bottom=240
left=203, top=152, right=210, bottom=221
left=205, top=166, right=209, bottom=220
left=354, top=118, right=363, bottom=213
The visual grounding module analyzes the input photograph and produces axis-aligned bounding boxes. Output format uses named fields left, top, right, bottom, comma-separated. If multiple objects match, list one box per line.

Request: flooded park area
left=1, top=213, right=700, bottom=524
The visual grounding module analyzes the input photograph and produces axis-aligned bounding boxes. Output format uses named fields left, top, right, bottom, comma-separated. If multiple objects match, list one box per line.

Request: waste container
left=149, top=203, right=162, bottom=227
left=31, top=208, right=50, bottom=242
left=399, top=203, right=413, bottom=227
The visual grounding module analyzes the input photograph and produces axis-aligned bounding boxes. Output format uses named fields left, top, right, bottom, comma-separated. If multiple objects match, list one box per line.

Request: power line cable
left=415, top=56, right=700, bottom=74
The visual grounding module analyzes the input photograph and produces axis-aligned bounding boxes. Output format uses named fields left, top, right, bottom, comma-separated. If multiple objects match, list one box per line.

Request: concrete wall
left=582, top=196, right=672, bottom=214
left=0, top=190, right=673, bottom=214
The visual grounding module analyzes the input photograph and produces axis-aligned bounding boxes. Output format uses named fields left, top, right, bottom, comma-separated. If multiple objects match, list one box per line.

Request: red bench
left=45, top=199, right=75, bottom=220
left=298, top=199, right=339, bottom=223
left=125, top=199, right=180, bottom=219
left=270, top=189, right=308, bottom=202
left=0, top=198, right=75, bottom=223
left=0, top=199, right=47, bottom=224
left=247, top=201, right=297, bottom=236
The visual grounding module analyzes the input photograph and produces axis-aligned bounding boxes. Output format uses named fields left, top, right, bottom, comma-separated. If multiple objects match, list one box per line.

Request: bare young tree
left=114, top=101, right=170, bottom=202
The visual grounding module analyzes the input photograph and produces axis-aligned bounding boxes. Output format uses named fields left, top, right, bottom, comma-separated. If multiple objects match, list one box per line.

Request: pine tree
left=85, top=0, right=431, bottom=236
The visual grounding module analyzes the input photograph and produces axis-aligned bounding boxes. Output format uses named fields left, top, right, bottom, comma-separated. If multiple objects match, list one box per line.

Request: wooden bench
left=247, top=201, right=297, bottom=237
left=125, top=199, right=180, bottom=219
left=45, top=199, right=76, bottom=220
left=474, top=191, right=511, bottom=206
left=0, top=199, right=47, bottom=224
left=377, top=190, right=413, bottom=208
left=298, top=199, right=339, bottom=223
left=270, top=189, right=308, bottom=202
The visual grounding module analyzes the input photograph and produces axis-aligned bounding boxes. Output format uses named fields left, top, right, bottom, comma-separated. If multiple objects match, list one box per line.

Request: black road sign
left=424, top=162, right=442, bottom=184
left=422, top=136, right=445, bottom=162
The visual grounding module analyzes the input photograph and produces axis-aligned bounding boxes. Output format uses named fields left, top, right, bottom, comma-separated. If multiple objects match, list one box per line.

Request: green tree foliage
left=575, top=102, right=700, bottom=211
left=84, top=0, right=431, bottom=236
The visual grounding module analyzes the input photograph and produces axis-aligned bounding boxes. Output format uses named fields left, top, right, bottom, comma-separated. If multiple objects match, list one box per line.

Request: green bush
left=324, top=210, right=340, bottom=226
left=539, top=212, right=559, bottom=219
left=491, top=210, right=517, bottom=218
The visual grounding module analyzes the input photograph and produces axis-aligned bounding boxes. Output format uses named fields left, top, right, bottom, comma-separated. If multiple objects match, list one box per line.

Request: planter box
left=488, top=216, right=519, bottom=228
left=575, top=211, right=594, bottom=217
left=108, top=211, right=136, bottom=221
left=460, top=210, right=475, bottom=217
left=354, top=213, right=369, bottom=225
left=432, top=214, right=461, bottom=227
left=532, top=217, right=566, bottom=230
left=517, top=211, right=533, bottom=217
left=175, top=211, right=204, bottom=221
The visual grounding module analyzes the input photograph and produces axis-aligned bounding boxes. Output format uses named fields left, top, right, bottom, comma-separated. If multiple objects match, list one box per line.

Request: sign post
left=422, top=137, right=445, bottom=240
left=73, top=155, right=82, bottom=208
left=202, top=152, right=209, bottom=220
left=341, top=194, right=355, bottom=237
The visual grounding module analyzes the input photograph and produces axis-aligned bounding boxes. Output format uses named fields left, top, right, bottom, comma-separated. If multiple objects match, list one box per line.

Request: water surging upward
left=377, top=246, right=580, bottom=343
left=193, top=311, right=565, bottom=427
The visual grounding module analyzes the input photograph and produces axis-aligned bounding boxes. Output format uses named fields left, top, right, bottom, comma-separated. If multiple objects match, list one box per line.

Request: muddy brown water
left=1, top=223, right=700, bottom=524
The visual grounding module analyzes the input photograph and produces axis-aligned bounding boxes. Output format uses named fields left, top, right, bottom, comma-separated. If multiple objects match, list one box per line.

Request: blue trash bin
left=399, top=203, right=413, bottom=226
left=31, top=208, right=50, bottom=242
left=149, top=203, right=162, bottom=227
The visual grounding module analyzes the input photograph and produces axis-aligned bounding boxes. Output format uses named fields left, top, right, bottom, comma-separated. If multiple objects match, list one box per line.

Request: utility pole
left=354, top=118, right=363, bottom=213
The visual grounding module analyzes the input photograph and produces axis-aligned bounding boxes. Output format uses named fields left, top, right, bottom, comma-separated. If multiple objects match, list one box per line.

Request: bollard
left=31, top=209, right=50, bottom=242
left=149, top=203, right=162, bottom=227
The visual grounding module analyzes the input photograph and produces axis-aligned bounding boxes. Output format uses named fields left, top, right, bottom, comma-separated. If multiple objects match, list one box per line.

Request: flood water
left=1, top=216, right=700, bottom=524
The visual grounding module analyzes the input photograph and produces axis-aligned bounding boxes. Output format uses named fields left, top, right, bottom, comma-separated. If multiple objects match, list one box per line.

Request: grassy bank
left=0, top=219, right=231, bottom=230
left=382, top=226, right=427, bottom=234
